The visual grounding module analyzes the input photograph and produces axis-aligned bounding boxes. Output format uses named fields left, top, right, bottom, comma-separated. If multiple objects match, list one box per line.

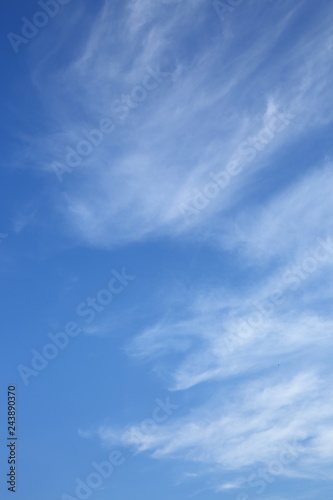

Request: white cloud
left=18, top=0, right=333, bottom=249
left=96, top=370, right=333, bottom=480
left=219, top=165, right=333, bottom=264
left=20, top=1, right=333, bottom=489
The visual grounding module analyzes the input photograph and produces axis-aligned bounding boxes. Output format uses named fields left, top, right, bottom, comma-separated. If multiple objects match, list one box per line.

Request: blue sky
left=1, top=0, right=333, bottom=499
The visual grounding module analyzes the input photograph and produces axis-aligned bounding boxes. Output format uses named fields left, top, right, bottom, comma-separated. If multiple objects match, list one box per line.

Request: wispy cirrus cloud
left=218, top=164, right=333, bottom=265
left=125, top=159, right=333, bottom=390
left=17, top=0, right=333, bottom=249
left=96, top=370, right=333, bottom=482
left=114, top=148, right=333, bottom=486
left=14, top=1, right=333, bottom=493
